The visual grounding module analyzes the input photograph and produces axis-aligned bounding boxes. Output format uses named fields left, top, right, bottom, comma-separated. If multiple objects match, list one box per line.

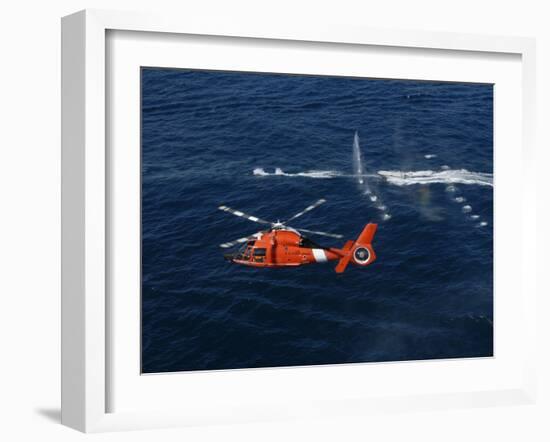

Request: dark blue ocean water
left=141, top=68, right=493, bottom=373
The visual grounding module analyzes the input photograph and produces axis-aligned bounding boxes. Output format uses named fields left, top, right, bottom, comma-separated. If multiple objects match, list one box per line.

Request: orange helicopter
left=218, top=199, right=377, bottom=273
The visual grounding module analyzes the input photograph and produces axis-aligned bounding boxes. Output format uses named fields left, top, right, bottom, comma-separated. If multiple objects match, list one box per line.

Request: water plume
left=353, top=131, right=391, bottom=222
left=352, top=131, right=365, bottom=186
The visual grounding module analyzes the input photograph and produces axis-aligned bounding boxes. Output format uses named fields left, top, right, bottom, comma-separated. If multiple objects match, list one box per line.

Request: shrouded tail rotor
left=335, top=223, right=377, bottom=273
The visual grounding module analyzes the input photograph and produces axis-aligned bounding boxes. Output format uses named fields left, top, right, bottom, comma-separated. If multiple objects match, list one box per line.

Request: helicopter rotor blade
left=284, top=198, right=326, bottom=224
left=295, top=227, right=343, bottom=239
left=218, top=205, right=273, bottom=225
left=219, top=232, right=262, bottom=249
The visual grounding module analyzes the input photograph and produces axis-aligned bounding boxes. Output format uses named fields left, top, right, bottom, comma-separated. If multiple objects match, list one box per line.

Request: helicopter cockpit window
left=253, top=248, right=266, bottom=256
left=253, top=248, right=266, bottom=262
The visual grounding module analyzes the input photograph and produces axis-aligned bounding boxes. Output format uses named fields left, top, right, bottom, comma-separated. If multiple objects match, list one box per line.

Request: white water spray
left=436, top=167, right=489, bottom=228
left=352, top=131, right=364, bottom=185
left=353, top=131, right=391, bottom=221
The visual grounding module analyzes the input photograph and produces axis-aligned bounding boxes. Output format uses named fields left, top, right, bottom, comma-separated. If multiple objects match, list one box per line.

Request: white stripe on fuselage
left=312, top=248, right=327, bottom=263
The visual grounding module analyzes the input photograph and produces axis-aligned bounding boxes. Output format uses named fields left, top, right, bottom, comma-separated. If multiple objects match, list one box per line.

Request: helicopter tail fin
left=335, top=223, right=377, bottom=273
left=341, top=240, right=354, bottom=252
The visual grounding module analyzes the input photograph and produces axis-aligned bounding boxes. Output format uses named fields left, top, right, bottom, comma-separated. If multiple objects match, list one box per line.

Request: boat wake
left=253, top=167, right=493, bottom=188
left=377, top=169, right=493, bottom=187
left=252, top=167, right=372, bottom=179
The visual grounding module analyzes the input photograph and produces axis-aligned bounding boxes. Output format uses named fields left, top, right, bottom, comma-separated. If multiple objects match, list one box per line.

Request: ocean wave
left=377, top=169, right=493, bottom=187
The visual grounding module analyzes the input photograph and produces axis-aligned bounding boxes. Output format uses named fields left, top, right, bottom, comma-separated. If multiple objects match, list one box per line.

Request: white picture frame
left=61, top=9, right=537, bottom=433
